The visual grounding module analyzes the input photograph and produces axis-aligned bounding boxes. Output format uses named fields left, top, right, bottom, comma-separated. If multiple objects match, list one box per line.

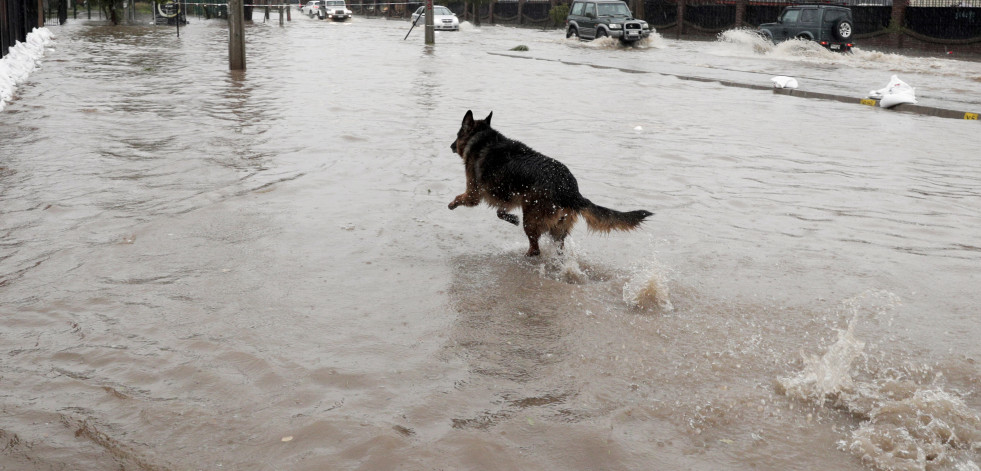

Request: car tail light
left=820, top=41, right=828, bottom=45
left=847, top=43, right=853, bottom=47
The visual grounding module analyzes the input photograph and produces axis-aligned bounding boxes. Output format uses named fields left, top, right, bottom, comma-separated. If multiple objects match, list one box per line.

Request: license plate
left=830, top=44, right=841, bottom=50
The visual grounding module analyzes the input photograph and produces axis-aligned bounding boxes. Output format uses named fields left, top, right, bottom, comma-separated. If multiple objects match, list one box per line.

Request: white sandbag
left=868, top=75, right=917, bottom=108
left=771, top=76, right=799, bottom=89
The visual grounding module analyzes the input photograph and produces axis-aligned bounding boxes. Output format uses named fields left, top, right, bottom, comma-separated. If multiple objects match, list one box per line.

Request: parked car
left=565, top=0, right=651, bottom=44
left=301, top=0, right=322, bottom=17
left=317, top=0, right=351, bottom=20
left=410, top=6, right=460, bottom=31
left=758, top=5, right=855, bottom=52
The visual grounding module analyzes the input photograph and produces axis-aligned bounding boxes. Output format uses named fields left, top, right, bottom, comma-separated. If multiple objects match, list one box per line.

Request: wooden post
left=229, top=0, right=246, bottom=70
left=279, top=0, right=284, bottom=24
left=633, top=0, right=644, bottom=23
left=286, top=0, right=291, bottom=20
left=889, top=0, right=907, bottom=49
left=734, top=0, right=745, bottom=28
left=425, top=0, right=434, bottom=44
left=38, top=0, right=45, bottom=25
left=518, top=0, right=524, bottom=25
left=489, top=0, right=495, bottom=24
left=675, top=0, right=684, bottom=39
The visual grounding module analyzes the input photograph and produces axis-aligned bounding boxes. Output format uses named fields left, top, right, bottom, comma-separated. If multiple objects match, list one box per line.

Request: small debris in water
left=281, top=436, right=293, bottom=442
left=510, top=45, right=529, bottom=51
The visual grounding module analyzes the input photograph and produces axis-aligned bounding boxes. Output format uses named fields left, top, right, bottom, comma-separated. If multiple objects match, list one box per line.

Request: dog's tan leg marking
left=448, top=191, right=480, bottom=210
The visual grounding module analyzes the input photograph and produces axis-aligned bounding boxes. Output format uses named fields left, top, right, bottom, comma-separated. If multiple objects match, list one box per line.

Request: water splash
left=716, top=28, right=774, bottom=55
left=622, top=258, right=673, bottom=311
left=567, top=30, right=666, bottom=50
left=778, top=291, right=981, bottom=471
left=537, top=239, right=587, bottom=284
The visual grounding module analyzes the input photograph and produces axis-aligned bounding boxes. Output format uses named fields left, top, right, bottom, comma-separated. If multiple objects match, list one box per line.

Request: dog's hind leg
left=497, top=209, right=519, bottom=226
left=548, top=212, right=577, bottom=255
left=522, top=220, right=544, bottom=257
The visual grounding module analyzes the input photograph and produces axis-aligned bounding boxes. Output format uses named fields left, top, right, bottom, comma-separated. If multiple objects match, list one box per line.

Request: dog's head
left=450, top=110, right=493, bottom=157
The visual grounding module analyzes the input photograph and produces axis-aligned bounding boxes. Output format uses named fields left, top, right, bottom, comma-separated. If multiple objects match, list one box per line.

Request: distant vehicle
left=301, top=0, right=322, bottom=17
left=317, top=0, right=351, bottom=20
left=565, top=0, right=651, bottom=44
left=758, top=5, right=855, bottom=52
left=410, top=5, right=460, bottom=31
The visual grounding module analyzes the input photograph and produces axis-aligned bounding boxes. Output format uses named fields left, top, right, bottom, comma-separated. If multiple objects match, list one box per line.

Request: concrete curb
left=490, top=51, right=981, bottom=122
left=771, top=88, right=980, bottom=121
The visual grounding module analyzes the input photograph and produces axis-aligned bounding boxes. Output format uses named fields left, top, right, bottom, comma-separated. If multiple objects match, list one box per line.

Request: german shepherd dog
left=449, top=110, right=653, bottom=257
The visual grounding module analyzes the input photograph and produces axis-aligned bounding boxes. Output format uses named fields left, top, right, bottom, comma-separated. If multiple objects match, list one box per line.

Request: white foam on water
left=622, top=257, right=673, bottom=312
left=779, top=291, right=981, bottom=471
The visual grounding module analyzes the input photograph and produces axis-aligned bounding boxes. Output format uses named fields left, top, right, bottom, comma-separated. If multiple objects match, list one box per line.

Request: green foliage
left=549, top=4, right=569, bottom=28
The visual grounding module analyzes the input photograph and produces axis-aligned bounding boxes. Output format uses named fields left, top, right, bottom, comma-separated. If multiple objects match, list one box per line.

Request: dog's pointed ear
left=485, top=111, right=493, bottom=126
left=462, top=110, right=475, bottom=129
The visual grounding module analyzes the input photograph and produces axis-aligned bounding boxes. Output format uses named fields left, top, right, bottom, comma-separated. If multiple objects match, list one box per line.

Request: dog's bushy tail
left=580, top=200, right=652, bottom=233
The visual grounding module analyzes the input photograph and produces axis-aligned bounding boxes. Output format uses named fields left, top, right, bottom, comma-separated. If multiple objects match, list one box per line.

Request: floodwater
left=1, top=12, right=980, bottom=471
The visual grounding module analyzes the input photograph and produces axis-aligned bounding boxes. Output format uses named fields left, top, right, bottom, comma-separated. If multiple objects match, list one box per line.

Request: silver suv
left=565, top=0, right=651, bottom=44
left=758, top=5, right=855, bottom=52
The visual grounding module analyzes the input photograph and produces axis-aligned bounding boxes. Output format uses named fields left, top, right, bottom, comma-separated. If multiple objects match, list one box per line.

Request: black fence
left=640, top=0, right=981, bottom=43
left=1, top=0, right=41, bottom=59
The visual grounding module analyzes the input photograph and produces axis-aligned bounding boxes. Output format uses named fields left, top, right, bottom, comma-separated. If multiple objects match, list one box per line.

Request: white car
left=319, top=0, right=351, bottom=20
left=410, top=5, right=460, bottom=31
left=301, top=0, right=321, bottom=17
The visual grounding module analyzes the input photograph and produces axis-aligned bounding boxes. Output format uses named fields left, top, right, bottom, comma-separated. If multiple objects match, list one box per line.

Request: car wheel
left=834, top=19, right=853, bottom=41
left=566, top=26, right=578, bottom=39
left=596, top=28, right=607, bottom=39
left=759, top=30, right=773, bottom=42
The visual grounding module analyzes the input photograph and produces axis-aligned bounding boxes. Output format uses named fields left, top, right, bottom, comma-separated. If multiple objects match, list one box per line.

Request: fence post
left=633, top=0, right=643, bottom=24
left=490, top=0, right=495, bottom=23
left=734, top=0, right=745, bottom=28
left=675, top=0, right=685, bottom=39
left=518, top=0, right=524, bottom=24
left=889, top=0, right=907, bottom=49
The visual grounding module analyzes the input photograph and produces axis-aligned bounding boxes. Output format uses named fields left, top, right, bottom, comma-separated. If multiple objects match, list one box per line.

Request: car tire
left=834, top=19, right=853, bottom=41
left=566, top=26, right=578, bottom=39
left=759, top=30, right=772, bottom=42
left=596, top=28, right=607, bottom=39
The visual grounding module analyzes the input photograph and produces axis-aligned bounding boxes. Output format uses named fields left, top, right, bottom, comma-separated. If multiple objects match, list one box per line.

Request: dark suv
left=758, top=5, right=855, bottom=52
left=565, top=0, right=651, bottom=44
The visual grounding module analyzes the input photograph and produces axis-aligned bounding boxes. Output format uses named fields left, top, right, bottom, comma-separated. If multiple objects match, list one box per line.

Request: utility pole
left=424, top=0, right=434, bottom=44
left=229, top=0, right=246, bottom=69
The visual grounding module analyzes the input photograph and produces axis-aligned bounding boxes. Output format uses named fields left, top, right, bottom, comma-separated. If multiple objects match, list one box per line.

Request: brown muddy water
left=1, top=13, right=980, bottom=471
